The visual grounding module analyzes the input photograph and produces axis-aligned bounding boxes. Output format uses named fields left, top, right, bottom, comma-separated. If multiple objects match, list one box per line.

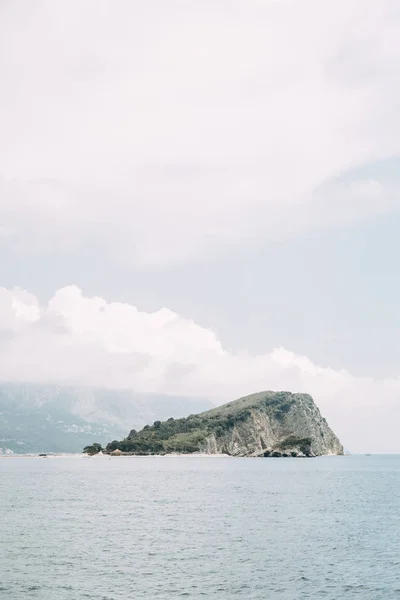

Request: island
left=84, top=391, right=343, bottom=457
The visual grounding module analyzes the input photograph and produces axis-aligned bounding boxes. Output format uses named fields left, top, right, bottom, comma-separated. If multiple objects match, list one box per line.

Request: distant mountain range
left=0, top=383, right=215, bottom=454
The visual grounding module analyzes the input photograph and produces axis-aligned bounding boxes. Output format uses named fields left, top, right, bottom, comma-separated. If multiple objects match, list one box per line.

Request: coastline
left=0, top=451, right=349, bottom=459
left=0, top=452, right=232, bottom=458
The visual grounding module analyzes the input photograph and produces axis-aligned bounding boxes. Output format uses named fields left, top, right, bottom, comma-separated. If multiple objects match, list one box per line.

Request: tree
left=105, top=440, right=121, bottom=452
left=83, top=443, right=103, bottom=455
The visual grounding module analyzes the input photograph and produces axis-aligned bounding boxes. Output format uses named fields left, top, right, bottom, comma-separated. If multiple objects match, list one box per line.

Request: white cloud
left=1, top=3, right=400, bottom=452
left=0, top=284, right=399, bottom=453
left=1, top=1, right=400, bottom=264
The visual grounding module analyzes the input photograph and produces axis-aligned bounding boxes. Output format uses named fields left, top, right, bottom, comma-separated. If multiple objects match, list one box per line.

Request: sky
left=1, top=0, right=400, bottom=452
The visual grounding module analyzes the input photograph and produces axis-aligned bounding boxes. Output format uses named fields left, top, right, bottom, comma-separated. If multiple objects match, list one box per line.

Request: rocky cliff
left=105, top=391, right=343, bottom=457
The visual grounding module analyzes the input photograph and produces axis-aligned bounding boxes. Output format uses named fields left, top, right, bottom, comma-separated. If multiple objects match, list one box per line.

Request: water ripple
left=1, top=455, right=400, bottom=599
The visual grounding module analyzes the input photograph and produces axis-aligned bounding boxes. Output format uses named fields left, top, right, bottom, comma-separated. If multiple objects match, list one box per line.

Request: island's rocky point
left=84, top=391, right=343, bottom=457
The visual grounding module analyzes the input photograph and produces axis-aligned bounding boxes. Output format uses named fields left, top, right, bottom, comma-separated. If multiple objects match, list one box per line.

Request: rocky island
left=86, top=391, right=343, bottom=457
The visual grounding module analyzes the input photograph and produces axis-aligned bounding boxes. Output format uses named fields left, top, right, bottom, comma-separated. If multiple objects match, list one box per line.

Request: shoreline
left=0, top=452, right=232, bottom=459
left=0, top=451, right=350, bottom=459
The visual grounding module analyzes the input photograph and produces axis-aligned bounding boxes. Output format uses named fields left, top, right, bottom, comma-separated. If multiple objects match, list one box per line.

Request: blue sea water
left=0, top=455, right=399, bottom=599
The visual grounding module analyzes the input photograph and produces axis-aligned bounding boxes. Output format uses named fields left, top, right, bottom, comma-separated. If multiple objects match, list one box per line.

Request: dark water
left=1, top=455, right=400, bottom=599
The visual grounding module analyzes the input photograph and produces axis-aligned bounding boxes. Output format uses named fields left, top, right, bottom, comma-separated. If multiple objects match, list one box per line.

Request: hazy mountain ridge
left=0, top=383, right=215, bottom=454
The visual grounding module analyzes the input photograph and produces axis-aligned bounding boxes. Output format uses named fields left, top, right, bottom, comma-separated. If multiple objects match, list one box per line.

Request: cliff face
left=107, top=391, right=343, bottom=457
left=198, top=392, right=343, bottom=457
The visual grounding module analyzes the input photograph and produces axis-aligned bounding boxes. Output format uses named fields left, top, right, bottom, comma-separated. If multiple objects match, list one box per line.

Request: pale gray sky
left=1, top=0, right=400, bottom=452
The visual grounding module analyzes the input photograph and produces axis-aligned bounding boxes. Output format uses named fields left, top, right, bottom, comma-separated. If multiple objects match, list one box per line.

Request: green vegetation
left=93, top=391, right=299, bottom=455
left=83, top=443, right=104, bottom=455
left=105, top=415, right=211, bottom=454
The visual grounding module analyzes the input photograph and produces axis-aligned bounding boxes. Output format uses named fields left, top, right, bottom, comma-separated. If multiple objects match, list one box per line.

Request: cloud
left=0, top=284, right=399, bottom=453
left=1, top=1, right=400, bottom=264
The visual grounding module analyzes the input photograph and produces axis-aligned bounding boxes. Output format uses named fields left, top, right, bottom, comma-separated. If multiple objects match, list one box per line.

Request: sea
left=1, top=454, right=399, bottom=599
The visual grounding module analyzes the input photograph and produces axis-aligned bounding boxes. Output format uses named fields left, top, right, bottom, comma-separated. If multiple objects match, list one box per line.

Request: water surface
left=1, top=455, right=399, bottom=599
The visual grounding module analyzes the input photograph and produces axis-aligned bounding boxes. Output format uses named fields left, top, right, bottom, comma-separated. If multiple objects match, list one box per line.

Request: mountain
left=0, top=383, right=215, bottom=454
left=105, top=391, right=343, bottom=457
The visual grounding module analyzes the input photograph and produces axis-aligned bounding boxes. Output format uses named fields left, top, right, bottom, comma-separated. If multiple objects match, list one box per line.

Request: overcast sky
left=1, top=0, right=400, bottom=452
